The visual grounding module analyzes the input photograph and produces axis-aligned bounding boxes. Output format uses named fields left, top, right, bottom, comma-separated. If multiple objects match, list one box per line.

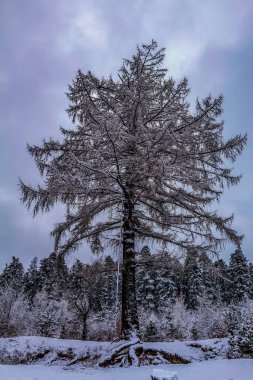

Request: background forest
left=1, top=247, right=253, bottom=358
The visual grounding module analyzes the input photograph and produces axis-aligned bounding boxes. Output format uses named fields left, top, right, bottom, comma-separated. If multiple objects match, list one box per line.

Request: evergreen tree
left=68, top=260, right=91, bottom=338
left=39, top=252, right=58, bottom=295
left=229, top=248, right=250, bottom=303
left=87, top=260, right=104, bottom=314
left=136, top=246, right=156, bottom=311
left=24, top=257, right=40, bottom=302
left=248, top=263, right=253, bottom=300
left=164, top=252, right=183, bottom=298
left=101, top=256, right=117, bottom=311
left=56, top=253, right=69, bottom=298
left=0, top=257, right=24, bottom=291
left=154, top=252, right=177, bottom=315
left=69, top=259, right=86, bottom=292
left=182, top=249, right=203, bottom=310
left=39, top=252, right=68, bottom=299
left=226, top=302, right=253, bottom=358
left=214, top=259, right=230, bottom=304
left=144, top=320, right=159, bottom=342
left=199, top=252, right=216, bottom=302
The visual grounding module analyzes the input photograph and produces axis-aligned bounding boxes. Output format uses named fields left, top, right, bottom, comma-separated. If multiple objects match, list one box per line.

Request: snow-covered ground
left=0, top=360, right=253, bottom=380
left=0, top=336, right=229, bottom=366
left=0, top=336, right=252, bottom=379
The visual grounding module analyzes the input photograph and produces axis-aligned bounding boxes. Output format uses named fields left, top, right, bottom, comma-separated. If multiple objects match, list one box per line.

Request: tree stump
left=151, top=368, right=178, bottom=380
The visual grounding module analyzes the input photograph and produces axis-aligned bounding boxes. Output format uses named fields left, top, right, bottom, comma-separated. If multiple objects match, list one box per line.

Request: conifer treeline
left=0, top=247, right=252, bottom=341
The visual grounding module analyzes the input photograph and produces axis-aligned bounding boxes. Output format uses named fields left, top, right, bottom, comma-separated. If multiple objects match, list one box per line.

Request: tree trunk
left=81, top=316, right=87, bottom=340
left=121, top=197, right=139, bottom=340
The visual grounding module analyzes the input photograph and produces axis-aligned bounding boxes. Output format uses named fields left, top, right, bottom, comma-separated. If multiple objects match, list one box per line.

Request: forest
left=0, top=246, right=252, bottom=359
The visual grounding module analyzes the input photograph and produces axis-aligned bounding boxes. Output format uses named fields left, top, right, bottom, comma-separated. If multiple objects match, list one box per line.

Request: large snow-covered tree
left=20, top=41, right=246, bottom=341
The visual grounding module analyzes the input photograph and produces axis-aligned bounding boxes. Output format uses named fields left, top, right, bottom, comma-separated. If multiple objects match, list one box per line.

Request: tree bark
left=81, top=316, right=88, bottom=340
left=121, top=197, right=139, bottom=340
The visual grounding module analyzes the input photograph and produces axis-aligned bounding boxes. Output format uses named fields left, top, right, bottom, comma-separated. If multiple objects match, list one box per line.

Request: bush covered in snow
left=226, top=300, right=253, bottom=358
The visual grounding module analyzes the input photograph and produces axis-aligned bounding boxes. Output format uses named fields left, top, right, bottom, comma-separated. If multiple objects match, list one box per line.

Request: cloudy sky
left=1, top=0, right=253, bottom=269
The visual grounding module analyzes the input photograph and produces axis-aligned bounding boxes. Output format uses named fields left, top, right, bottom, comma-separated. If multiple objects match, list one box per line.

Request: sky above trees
left=1, top=0, right=253, bottom=269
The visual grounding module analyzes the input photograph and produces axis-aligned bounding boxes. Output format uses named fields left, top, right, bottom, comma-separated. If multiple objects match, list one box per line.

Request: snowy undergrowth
left=0, top=336, right=229, bottom=367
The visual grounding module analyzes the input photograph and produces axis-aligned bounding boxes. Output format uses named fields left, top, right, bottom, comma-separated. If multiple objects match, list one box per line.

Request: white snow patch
left=0, top=359, right=253, bottom=380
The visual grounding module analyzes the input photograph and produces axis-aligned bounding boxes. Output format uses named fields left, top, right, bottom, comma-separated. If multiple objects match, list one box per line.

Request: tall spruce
left=24, top=257, right=40, bottom=302
left=87, top=260, right=105, bottom=314
left=136, top=246, right=156, bottom=311
left=69, top=259, right=86, bottom=293
left=20, top=41, right=246, bottom=339
left=182, top=249, right=203, bottom=309
left=39, top=252, right=68, bottom=299
left=101, top=256, right=117, bottom=311
left=68, top=261, right=91, bottom=340
left=249, top=263, right=253, bottom=300
left=214, top=259, right=230, bottom=304
left=0, top=257, right=24, bottom=291
left=199, top=252, right=217, bottom=302
left=154, top=251, right=177, bottom=314
left=229, top=247, right=250, bottom=303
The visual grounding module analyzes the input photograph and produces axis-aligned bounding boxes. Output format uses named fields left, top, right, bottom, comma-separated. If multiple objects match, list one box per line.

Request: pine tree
left=136, top=246, right=156, bottom=311
left=39, top=252, right=57, bottom=296
left=182, top=249, right=203, bottom=310
left=39, top=252, right=68, bottom=299
left=24, top=257, right=40, bottom=302
left=154, top=251, right=177, bottom=315
left=214, top=259, right=230, bottom=304
left=199, top=252, right=216, bottom=302
left=69, top=259, right=86, bottom=292
left=20, top=41, right=246, bottom=340
left=101, top=256, right=117, bottom=311
left=144, top=319, right=159, bottom=342
left=226, top=302, right=253, bottom=358
left=163, top=252, right=183, bottom=298
left=0, top=257, right=24, bottom=291
left=155, top=267, right=177, bottom=314
left=248, top=263, right=253, bottom=300
left=89, top=260, right=106, bottom=314
left=56, top=253, right=69, bottom=298
left=229, top=247, right=250, bottom=303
